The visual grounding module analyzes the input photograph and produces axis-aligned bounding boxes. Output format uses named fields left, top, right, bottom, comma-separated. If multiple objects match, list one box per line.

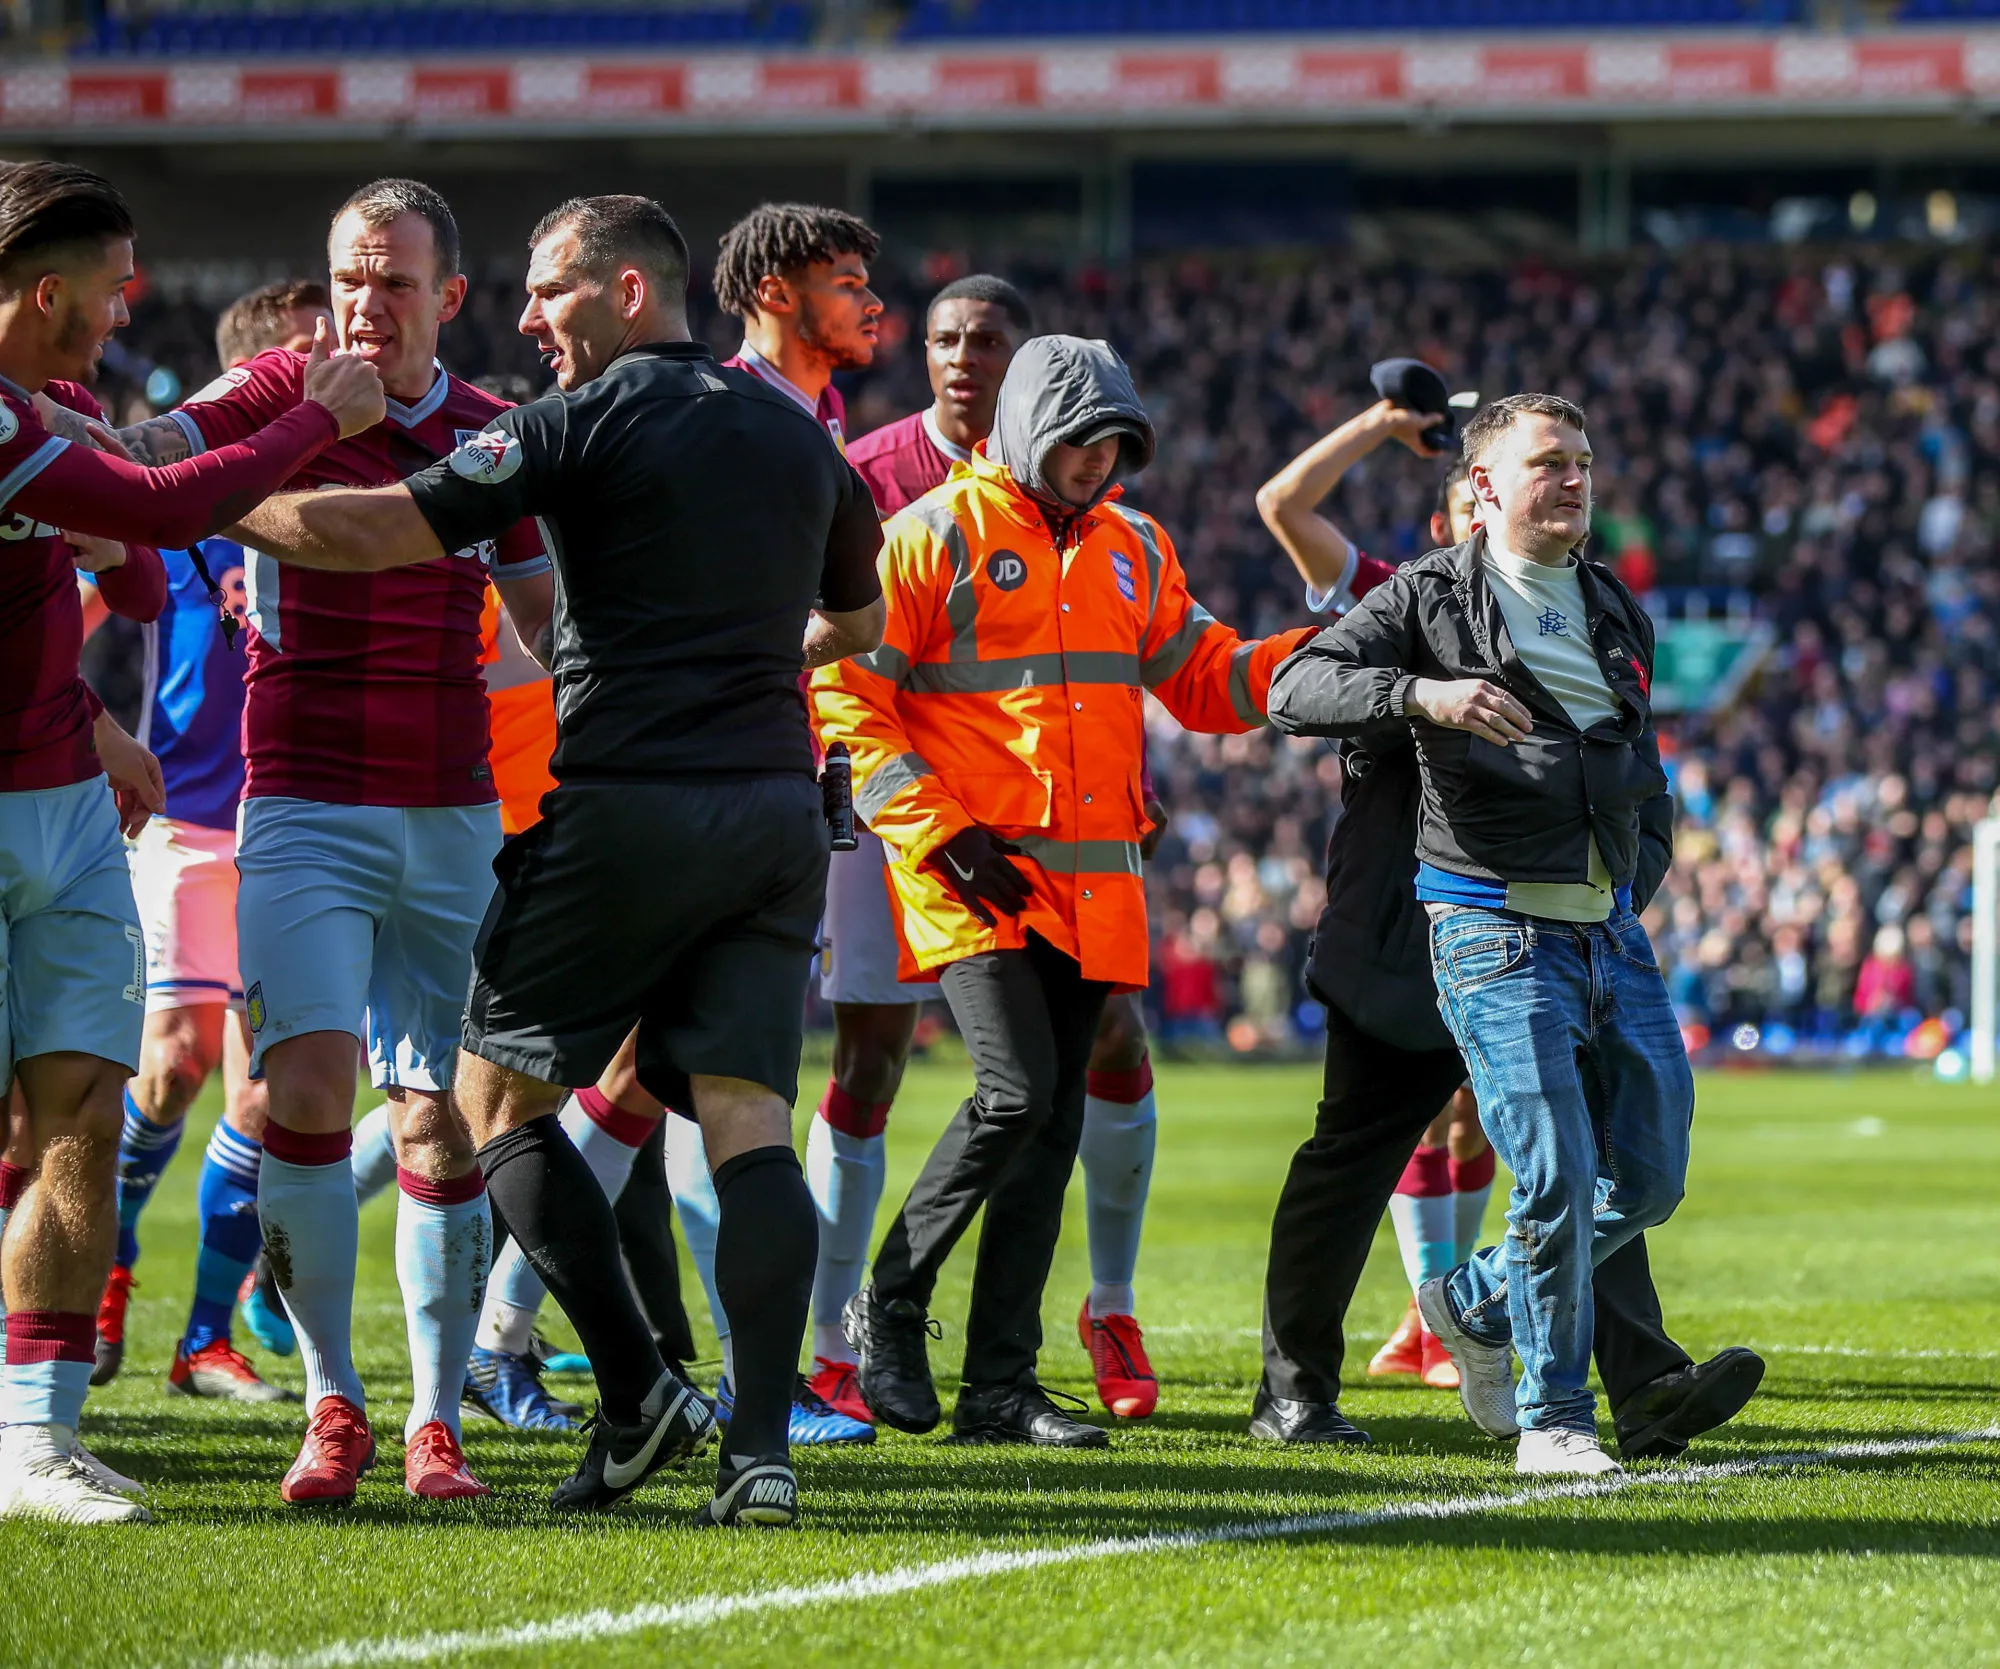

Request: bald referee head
left=519, top=195, right=692, bottom=390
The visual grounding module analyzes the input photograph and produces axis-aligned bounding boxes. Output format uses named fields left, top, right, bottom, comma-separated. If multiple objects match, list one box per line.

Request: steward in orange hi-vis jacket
left=812, top=336, right=1315, bottom=1440
left=811, top=349, right=1313, bottom=995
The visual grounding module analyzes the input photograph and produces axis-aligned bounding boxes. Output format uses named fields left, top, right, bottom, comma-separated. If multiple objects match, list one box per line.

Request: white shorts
left=818, top=826, right=938, bottom=1007
left=236, top=797, right=502, bottom=1091
left=128, top=816, right=241, bottom=1015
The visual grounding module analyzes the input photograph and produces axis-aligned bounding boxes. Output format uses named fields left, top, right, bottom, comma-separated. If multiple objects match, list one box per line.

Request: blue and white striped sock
left=115, top=1089, right=184, bottom=1270
left=184, top=1123, right=263, bottom=1354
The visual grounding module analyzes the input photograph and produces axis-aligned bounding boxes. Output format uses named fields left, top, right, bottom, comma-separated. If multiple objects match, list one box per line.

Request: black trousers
left=1261, top=999, right=1692, bottom=1408
left=872, top=934, right=1111, bottom=1387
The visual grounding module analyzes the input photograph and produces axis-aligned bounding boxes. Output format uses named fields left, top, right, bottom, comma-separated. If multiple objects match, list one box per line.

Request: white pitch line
left=1754, top=1342, right=2000, bottom=1362
left=216, top=1426, right=2000, bottom=1669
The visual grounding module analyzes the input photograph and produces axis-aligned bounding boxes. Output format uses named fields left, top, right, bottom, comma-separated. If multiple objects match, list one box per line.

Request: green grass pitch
left=6, top=1063, right=2000, bottom=1668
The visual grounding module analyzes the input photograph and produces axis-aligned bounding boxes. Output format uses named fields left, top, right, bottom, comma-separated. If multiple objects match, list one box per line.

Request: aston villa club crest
left=245, top=982, right=267, bottom=1034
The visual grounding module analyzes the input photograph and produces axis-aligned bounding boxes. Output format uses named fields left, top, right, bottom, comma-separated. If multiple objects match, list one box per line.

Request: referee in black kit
left=235, top=195, right=887, bottom=1528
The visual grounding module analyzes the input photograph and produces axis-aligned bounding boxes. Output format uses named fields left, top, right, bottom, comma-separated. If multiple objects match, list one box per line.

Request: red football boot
left=91, top=1265, right=135, bottom=1386
left=1077, top=1300, right=1159, bottom=1418
left=403, top=1420, right=490, bottom=1500
left=1367, top=1298, right=1424, bottom=1379
left=1420, top=1325, right=1462, bottom=1390
left=806, top=1357, right=875, bottom=1425
left=279, top=1396, right=376, bottom=1506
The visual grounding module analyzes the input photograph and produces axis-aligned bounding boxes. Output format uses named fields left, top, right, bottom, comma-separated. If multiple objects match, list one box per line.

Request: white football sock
left=1079, top=1083, right=1157, bottom=1318
left=259, top=1151, right=364, bottom=1413
left=663, top=1116, right=729, bottom=1362
left=804, top=1113, right=886, bottom=1364
left=350, top=1104, right=398, bottom=1206
left=394, top=1175, right=490, bottom=1441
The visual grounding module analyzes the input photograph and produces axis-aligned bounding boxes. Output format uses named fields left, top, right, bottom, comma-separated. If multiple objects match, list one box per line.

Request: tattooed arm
left=29, top=392, right=195, bottom=465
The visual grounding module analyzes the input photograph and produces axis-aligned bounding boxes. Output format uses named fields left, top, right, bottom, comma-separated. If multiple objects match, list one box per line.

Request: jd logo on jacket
left=987, top=551, right=1028, bottom=591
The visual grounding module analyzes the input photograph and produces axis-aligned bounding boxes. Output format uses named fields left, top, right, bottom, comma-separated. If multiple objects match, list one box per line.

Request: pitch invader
left=0, top=161, right=386, bottom=1526
left=123, top=180, right=554, bottom=1505
left=86, top=280, right=338, bottom=1405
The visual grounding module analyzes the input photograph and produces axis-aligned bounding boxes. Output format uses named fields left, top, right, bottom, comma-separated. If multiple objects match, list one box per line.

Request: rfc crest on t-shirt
left=450, top=426, right=522, bottom=485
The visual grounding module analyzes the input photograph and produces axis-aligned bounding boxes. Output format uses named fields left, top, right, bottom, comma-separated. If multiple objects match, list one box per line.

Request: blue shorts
left=0, top=776, right=145, bottom=1091
left=235, top=797, right=503, bottom=1093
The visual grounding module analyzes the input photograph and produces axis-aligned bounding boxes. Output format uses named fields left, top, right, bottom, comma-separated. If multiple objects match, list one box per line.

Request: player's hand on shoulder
left=92, top=709, right=166, bottom=837
left=65, top=531, right=126, bottom=572
left=302, top=316, right=386, bottom=439
left=1408, top=677, right=1532, bottom=746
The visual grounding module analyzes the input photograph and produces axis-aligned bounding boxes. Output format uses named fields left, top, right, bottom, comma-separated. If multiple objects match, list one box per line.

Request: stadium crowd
left=97, top=242, right=2000, bottom=1058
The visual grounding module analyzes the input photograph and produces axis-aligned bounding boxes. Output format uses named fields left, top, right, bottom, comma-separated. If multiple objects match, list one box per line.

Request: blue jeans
left=1430, top=903, right=1693, bottom=1433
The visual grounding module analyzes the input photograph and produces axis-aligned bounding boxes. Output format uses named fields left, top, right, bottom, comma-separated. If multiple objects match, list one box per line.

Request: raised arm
left=1256, top=400, right=1438, bottom=609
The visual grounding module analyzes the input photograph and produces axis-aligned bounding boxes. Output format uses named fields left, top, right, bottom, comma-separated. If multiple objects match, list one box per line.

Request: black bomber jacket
left=1269, top=532, right=1674, bottom=908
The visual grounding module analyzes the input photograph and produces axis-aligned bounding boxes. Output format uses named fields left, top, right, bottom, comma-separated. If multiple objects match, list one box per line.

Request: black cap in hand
left=1370, top=357, right=1456, bottom=453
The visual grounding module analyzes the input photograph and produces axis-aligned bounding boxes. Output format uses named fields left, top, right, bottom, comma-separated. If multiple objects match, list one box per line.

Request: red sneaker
left=1077, top=1300, right=1158, bottom=1419
left=1420, top=1326, right=1461, bottom=1390
left=403, top=1420, right=490, bottom=1501
left=1367, top=1298, right=1424, bottom=1379
left=807, top=1357, right=874, bottom=1425
left=168, top=1339, right=297, bottom=1404
left=91, top=1265, right=135, bottom=1386
left=280, top=1396, right=376, bottom=1506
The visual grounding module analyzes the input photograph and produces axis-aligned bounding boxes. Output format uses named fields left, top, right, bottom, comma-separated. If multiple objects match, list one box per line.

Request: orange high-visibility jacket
left=811, top=447, right=1314, bottom=990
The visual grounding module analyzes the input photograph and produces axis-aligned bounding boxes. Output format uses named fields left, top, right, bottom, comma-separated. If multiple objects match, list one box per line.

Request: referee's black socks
left=713, top=1143, right=817, bottom=1462
left=476, top=1114, right=665, bottom=1426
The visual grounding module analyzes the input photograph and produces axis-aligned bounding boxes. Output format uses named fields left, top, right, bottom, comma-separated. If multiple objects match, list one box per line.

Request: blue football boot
left=715, top=1373, right=876, bottom=1446
left=463, top=1345, right=585, bottom=1432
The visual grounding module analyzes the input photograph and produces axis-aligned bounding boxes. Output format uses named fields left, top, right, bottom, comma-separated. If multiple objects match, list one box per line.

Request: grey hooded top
left=986, top=334, right=1157, bottom=512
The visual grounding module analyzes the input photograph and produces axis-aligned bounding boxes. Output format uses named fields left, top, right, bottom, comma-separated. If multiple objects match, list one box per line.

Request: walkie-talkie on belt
left=821, top=740, right=858, bottom=851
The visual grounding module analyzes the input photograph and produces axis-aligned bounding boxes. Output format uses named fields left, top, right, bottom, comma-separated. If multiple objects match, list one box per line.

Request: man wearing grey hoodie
left=813, top=337, right=1315, bottom=1446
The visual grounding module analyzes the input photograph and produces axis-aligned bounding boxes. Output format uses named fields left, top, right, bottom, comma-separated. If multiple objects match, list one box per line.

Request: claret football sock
left=804, top=1083, right=889, bottom=1365
left=258, top=1123, right=365, bottom=1412
left=395, top=1168, right=490, bottom=1442
left=712, top=1145, right=816, bottom=1461
left=1388, top=1144, right=1457, bottom=1291
left=476, top=1116, right=662, bottom=1426
left=1451, top=1146, right=1497, bottom=1264
left=1080, top=1058, right=1158, bottom=1318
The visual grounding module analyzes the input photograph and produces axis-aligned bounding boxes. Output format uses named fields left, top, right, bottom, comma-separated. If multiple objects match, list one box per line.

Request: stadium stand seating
left=73, top=0, right=1797, bottom=56
left=96, top=243, right=1998, bottom=1061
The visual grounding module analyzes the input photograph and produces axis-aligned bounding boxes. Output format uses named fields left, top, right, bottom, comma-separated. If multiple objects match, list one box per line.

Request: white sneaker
left=1516, top=1427, right=1622, bottom=1477
left=0, top=1424, right=152, bottom=1524
left=1417, top=1276, right=1520, bottom=1438
left=70, top=1437, right=147, bottom=1498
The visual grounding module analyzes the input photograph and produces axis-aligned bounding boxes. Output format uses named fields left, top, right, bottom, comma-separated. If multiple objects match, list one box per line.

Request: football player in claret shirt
left=714, top=200, right=881, bottom=445
left=117, top=180, right=556, bottom=1508
left=0, top=162, right=384, bottom=1527
left=84, top=279, right=337, bottom=1408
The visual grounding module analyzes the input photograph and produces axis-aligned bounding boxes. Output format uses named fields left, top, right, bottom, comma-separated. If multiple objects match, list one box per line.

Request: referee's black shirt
left=405, top=341, right=884, bottom=783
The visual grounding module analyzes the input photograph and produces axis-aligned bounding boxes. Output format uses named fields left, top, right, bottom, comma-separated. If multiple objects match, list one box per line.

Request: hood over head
left=987, top=334, right=1156, bottom=511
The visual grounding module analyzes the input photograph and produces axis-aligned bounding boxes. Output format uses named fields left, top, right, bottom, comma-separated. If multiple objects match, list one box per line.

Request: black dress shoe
left=950, top=1379, right=1109, bottom=1447
left=842, top=1285, right=943, bottom=1434
left=1248, top=1386, right=1372, bottom=1444
left=1614, top=1346, right=1766, bottom=1460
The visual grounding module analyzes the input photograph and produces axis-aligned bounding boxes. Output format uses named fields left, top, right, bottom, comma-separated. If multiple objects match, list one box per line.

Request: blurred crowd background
left=85, top=241, right=2000, bottom=1064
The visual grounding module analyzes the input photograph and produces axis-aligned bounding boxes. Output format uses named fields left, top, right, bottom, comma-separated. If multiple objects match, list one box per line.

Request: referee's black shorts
left=462, top=776, right=828, bottom=1109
